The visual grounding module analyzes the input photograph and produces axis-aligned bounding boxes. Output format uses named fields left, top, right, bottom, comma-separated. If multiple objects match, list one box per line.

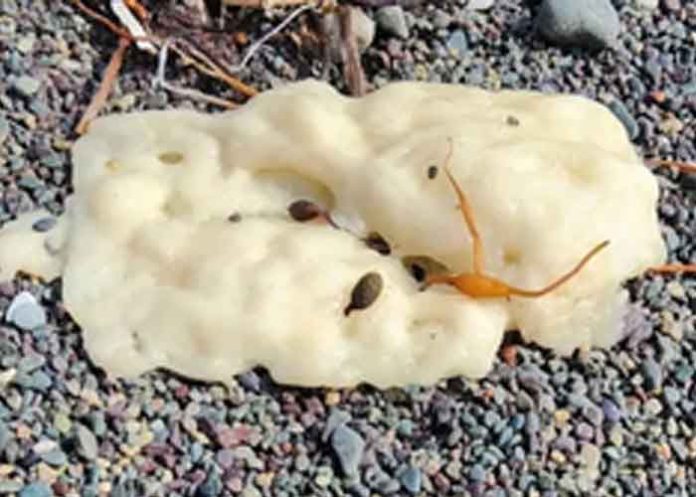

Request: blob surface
left=0, top=81, right=665, bottom=387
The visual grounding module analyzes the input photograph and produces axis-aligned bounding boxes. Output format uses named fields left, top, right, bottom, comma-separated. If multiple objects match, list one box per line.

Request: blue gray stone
left=330, top=425, right=365, bottom=477
left=535, top=0, right=620, bottom=50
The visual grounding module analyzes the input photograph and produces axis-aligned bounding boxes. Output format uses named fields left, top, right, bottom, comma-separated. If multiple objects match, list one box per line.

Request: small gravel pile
left=0, top=0, right=694, bottom=496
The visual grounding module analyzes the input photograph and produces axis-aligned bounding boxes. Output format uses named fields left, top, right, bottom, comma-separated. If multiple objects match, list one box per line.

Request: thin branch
left=111, top=0, right=156, bottom=52
left=648, top=264, right=696, bottom=274
left=339, top=5, right=367, bottom=96
left=70, top=0, right=134, bottom=39
left=75, top=37, right=131, bottom=135
left=649, top=159, right=696, bottom=175
left=154, top=40, right=238, bottom=109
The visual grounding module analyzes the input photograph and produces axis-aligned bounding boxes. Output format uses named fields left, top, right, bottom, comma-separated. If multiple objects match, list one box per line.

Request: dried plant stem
left=222, top=0, right=321, bottom=7
left=650, top=159, right=696, bottom=174
left=75, top=37, right=131, bottom=135
left=71, top=0, right=134, bottom=39
left=648, top=264, right=696, bottom=274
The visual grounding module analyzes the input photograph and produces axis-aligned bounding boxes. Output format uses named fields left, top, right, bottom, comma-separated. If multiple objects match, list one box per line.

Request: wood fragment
left=70, top=0, right=134, bottom=39
left=647, top=264, right=696, bottom=274
left=338, top=6, right=367, bottom=96
left=649, top=159, right=696, bottom=175
left=75, top=37, right=131, bottom=135
left=124, top=0, right=149, bottom=21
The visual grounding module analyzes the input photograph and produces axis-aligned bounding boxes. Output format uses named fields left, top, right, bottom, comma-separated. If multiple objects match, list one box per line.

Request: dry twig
left=75, top=37, right=132, bottom=135
left=649, top=159, right=696, bottom=175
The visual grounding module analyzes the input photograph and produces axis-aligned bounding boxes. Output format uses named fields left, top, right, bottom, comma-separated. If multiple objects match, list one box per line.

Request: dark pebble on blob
left=288, top=199, right=323, bottom=222
left=364, top=232, right=391, bottom=255
left=427, top=165, right=438, bottom=179
left=344, top=272, right=383, bottom=316
left=32, top=216, right=56, bottom=232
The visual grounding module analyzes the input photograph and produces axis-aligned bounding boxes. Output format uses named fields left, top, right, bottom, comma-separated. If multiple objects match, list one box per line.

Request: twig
left=648, top=264, right=696, bottom=274
left=169, top=41, right=258, bottom=97
left=222, top=0, right=323, bottom=7
left=70, top=0, right=134, bottom=39
left=339, top=5, right=367, bottom=96
left=649, top=159, right=696, bottom=175
left=154, top=40, right=238, bottom=109
left=111, top=0, right=156, bottom=52
left=237, top=3, right=314, bottom=69
left=75, top=37, right=131, bottom=135
left=124, top=0, right=149, bottom=21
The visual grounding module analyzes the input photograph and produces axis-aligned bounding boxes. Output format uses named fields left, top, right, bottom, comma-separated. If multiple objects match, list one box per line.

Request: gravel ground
left=1, top=0, right=695, bottom=496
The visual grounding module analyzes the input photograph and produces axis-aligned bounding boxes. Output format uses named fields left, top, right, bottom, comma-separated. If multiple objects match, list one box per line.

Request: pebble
left=12, top=75, right=41, bottom=97
left=376, top=6, right=409, bottom=39
left=330, top=425, right=365, bottom=477
left=32, top=217, right=57, bottom=232
left=535, top=0, right=620, bottom=50
left=5, top=291, right=47, bottom=330
left=640, top=358, right=663, bottom=391
left=633, top=0, right=658, bottom=8
left=608, top=99, right=639, bottom=140
left=75, top=423, right=99, bottom=460
left=466, top=0, right=495, bottom=10
left=0, top=115, right=9, bottom=144
left=19, top=483, right=53, bottom=497
left=446, top=30, right=468, bottom=57
left=196, top=471, right=222, bottom=497
left=399, top=466, right=422, bottom=495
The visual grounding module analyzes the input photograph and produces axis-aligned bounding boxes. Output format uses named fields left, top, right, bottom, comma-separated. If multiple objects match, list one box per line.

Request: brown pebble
left=288, top=199, right=323, bottom=222
left=344, top=272, right=383, bottom=316
left=364, top=232, right=391, bottom=255
left=227, top=212, right=242, bottom=223
left=401, top=255, right=449, bottom=283
left=427, top=165, right=439, bottom=179
left=506, top=115, right=520, bottom=127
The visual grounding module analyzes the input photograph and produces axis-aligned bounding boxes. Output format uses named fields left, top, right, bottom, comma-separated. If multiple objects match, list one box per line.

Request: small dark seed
left=364, top=232, right=391, bottom=256
left=159, top=151, right=184, bottom=164
left=32, top=217, right=57, bottom=233
left=506, top=115, right=520, bottom=127
left=344, top=272, right=383, bottom=316
left=402, top=256, right=449, bottom=283
left=227, top=212, right=242, bottom=223
left=427, top=165, right=439, bottom=179
left=288, top=199, right=323, bottom=222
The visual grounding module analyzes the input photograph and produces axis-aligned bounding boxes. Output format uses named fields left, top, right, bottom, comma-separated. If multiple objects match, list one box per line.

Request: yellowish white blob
left=0, top=80, right=665, bottom=387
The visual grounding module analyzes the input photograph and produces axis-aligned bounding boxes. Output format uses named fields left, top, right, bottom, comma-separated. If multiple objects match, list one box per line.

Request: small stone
left=601, top=398, right=622, bottom=423
left=0, top=116, right=9, bottom=145
left=535, top=0, right=620, bottom=50
left=196, top=471, right=222, bottom=497
left=40, top=448, right=67, bottom=467
left=32, top=217, right=57, bottom=233
left=633, top=0, right=658, bottom=8
left=330, top=425, right=365, bottom=477
left=75, top=424, right=99, bottom=460
left=19, top=483, right=54, bottom=497
left=469, top=464, right=486, bottom=481
left=352, top=7, right=375, bottom=51
left=640, top=358, right=662, bottom=391
left=644, top=398, right=663, bottom=416
left=12, top=76, right=41, bottom=97
left=446, top=30, right=468, bottom=57
left=0, top=481, right=23, bottom=493
left=608, top=100, right=639, bottom=140
left=579, top=443, right=601, bottom=470
left=376, top=6, right=409, bottom=39
left=6, top=291, right=47, bottom=330
left=314, top=466, right=334, bottom=488
left=399, top=466, right=422, bottom=495
left=467, top=0, right=495, bottom=10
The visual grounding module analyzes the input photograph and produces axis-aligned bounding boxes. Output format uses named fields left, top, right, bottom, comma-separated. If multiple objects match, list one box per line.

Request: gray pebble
left=640, top=358, right=662, bottom=391
left=376, top=6, right=409, bottom=39
left=32, top=217, right=57, bottom=233
left=6, top=291, right=47, bottom=331
left=12, top=75, right=41, bottom=97
left=608, top=99, right=639, bottom=140
left=0, top=115, right=8, bottom=145
left=323, top=408, right=351, bottom=442
left=0, top=481, right=23, bottom=493
left=76, top=423, right=99, bottom=460
left=467, top=0, right=495, bottom=10
left=19, top=483, right=53, bottom=497
left=447, top=30, right=468, bottom=56
left=535, top=0, right=620, bottom=50
left=41, top=448, right=68, bottom=466
left=330, top=425, right=365, bottom=477
left=196, top=471, right=222, bottom=497
left=399, top=466, right=422, bottom=495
